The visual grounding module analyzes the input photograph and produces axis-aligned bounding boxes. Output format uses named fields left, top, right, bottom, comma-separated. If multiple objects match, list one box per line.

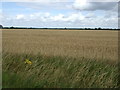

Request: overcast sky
left=0, top=0, right=118, bottom=28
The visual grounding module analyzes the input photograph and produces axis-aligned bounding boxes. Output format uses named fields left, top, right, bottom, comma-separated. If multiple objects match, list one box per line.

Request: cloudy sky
left=0, top=0, right=118, bottom=28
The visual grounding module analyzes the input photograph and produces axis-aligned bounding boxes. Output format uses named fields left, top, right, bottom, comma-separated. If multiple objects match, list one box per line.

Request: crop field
left=2, top=29, right=119, bottom=88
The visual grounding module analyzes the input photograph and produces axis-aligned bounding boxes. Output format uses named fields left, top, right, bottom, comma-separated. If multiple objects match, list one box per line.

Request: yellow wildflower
left=25, top=59, right=32, bottom=65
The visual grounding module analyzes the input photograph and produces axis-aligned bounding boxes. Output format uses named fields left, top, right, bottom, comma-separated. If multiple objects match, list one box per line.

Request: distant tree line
left=0, top=25, right=119, bottom=30
left=0, top=25, right=3, bottom=29
left=3, top=26, right=37, bottom=29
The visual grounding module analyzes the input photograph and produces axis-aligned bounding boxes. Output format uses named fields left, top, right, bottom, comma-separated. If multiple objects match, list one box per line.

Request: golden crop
left=2, top=29, right=118, bottom=61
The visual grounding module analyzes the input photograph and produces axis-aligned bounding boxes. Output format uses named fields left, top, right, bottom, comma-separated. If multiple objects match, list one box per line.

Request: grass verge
left=2, top=52, right=119, bottom=88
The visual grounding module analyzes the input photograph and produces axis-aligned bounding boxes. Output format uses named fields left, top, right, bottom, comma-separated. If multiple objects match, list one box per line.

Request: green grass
left=2, top=52, right=119, bottom=88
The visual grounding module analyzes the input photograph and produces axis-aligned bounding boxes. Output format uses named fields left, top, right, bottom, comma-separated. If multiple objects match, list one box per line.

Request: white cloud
left=2, top=11, right=118, bottom=28
left=46, top=13, right=85, bottom=22
left=51, top=14, right=64, bottom=21
left=16, top=14, right=25, bottom=20
left=19, top=12, right=85, bottom=22
left=65, top=13, right=85, bottom=22
left=73, top=0, right=90, bottom=10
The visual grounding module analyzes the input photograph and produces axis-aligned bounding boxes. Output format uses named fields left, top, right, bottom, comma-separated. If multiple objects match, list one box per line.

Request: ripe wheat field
left=2, top=29, right=119, bottom=88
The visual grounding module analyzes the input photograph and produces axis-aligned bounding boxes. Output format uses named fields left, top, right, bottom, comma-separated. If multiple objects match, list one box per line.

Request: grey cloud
left=73, top=2, right=117, bottom=11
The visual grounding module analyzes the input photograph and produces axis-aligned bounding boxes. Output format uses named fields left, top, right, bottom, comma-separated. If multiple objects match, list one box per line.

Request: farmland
left=2, top=29, right=119, bottom=88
